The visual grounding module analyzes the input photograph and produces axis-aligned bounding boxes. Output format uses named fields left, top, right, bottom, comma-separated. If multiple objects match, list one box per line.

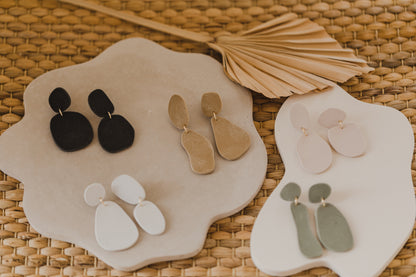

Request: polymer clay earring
left=49, top=87, right=93, bottom=152
left=84, top=182, right=139, bottom=251
left=88, top=89, right=135, bottom=153
left=290, top=104, right=332, bottom=174
left=168, top=94, right=215, bottom=175
left=309, top=183, right=353, bottom=252
left=201, top=92, right=250, bottom=160
left=319, top=108, right=366, bottom=157
left=280, top=182, right=323, bottom=259
left=112, top=175, right=166, bottom=235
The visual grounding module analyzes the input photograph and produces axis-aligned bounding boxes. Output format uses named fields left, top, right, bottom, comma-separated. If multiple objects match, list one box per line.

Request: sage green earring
left=280, top=182, right=323, bottom=259
left=309, top=183, right=353, bottom=252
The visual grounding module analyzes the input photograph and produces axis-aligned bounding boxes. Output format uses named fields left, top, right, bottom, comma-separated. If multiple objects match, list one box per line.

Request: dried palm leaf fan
left=60, top=0, right=373, bottom=98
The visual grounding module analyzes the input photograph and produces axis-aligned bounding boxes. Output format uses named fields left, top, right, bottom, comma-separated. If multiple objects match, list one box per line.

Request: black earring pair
left=49, top=88, right=135, bottom=153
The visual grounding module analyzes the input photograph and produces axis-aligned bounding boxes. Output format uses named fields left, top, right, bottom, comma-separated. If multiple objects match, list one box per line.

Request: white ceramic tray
left=251, top=86, right=415, bottom=277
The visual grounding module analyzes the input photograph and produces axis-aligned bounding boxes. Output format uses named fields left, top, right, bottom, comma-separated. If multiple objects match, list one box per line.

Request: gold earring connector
left=212, top=112, right=217, bottom=121
left=99, top=197, right=106, bottom=206
left=138, top=197, right=144, bottom=207
left=294, top=196, right=299, bottom=206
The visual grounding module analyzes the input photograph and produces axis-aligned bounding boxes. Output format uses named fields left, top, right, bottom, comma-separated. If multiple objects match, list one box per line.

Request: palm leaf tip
left=211, top=13, right=373, bottom=98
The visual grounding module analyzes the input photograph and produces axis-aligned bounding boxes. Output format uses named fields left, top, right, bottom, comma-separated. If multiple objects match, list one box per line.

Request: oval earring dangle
left=309, top=183, right=353, bottom=252
left=318, top=108, right=366, bottom=157
left=290, top=103, right=332, bottom=174
left=111, top=174, right=166, bottom=235
left=201, top=92, right=250, bottom=160
left=49, top=87, right=93, bottom=152
left=88, top=89, right=135, bottom=153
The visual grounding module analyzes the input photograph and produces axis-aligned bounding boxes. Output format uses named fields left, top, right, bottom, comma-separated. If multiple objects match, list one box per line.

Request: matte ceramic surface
left=95, top=201, right=139, bottom=251
left=328, top=123, right=366, bottom=157
left=0, top=38, right=267, bottom=271
left=50, top=111, right=94, bottom=152
left=112, top=174, right=146, bottom=205
left=296, top=133, right=332, bottom=174
left=280, top=182, right=301, bottom=201
left=290, top=103, right=311, bottom=130
left=168, top=94, right=189, bottom=130
left=49, top=87, right=71, bottom=112
left=210, top=116, right=250, bottom=161
left=315, top=203, right=353, bottom=252
left=251, top=85, right=415, bottom=277
left=308, top=183, right=331, bottom=203
left=201, top=92, right=222, bottom=117
left=290, top=202, right=323, bottom=259
left=181, top=129, right=216, bottom=174
left=134, top=200, right=166, bottom=235
left=318, top=108, right=346, bottom=128
left=319, top=108, right=367, bottom=157
left=84, top=183, right=106, bottom=207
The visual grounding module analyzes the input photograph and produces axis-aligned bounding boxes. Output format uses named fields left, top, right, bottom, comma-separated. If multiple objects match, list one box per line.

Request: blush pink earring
left=290, top=104, right=332, bottom=174
left=318, top=108, right=366, bottom=157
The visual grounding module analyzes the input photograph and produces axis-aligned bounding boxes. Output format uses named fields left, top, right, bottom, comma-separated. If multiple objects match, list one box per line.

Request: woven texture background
left=1, top=0, right=416, bottom=276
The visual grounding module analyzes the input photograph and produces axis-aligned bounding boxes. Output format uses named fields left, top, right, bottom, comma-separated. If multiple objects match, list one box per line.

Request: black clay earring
left=49, top=87, right=93, bottom=152
left=88, top=89, right=135, bottom=153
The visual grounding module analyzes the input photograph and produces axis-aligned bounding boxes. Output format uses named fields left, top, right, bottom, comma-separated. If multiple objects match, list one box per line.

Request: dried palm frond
left=60, top=0, right=373, bottom=98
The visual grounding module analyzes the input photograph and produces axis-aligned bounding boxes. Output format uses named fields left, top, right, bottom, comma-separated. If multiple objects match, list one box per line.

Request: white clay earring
left=290, top=103, right=332, bottom=174
left=111, top=174, right=166, bottom=235
left=84, top=183, right=139, bottom=251
left=318, top=108, right=366, bottom=157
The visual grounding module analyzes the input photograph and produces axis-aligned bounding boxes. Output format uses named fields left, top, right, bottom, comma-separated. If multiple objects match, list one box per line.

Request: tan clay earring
left=168, top=94, right=215, bottom=175
left=201, top=92, right=250, bottom=160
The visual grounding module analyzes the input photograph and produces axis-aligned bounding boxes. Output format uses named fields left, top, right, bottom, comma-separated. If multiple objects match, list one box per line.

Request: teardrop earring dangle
left=201, top=92, right=250, bottom=160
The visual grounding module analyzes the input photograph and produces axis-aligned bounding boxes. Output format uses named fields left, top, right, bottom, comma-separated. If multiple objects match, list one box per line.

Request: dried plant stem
left=60, top=0, right=214, bottom=43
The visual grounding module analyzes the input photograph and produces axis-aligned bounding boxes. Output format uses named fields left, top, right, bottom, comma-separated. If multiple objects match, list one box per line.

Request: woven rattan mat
left=1, top=0, right=416, bottom=276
